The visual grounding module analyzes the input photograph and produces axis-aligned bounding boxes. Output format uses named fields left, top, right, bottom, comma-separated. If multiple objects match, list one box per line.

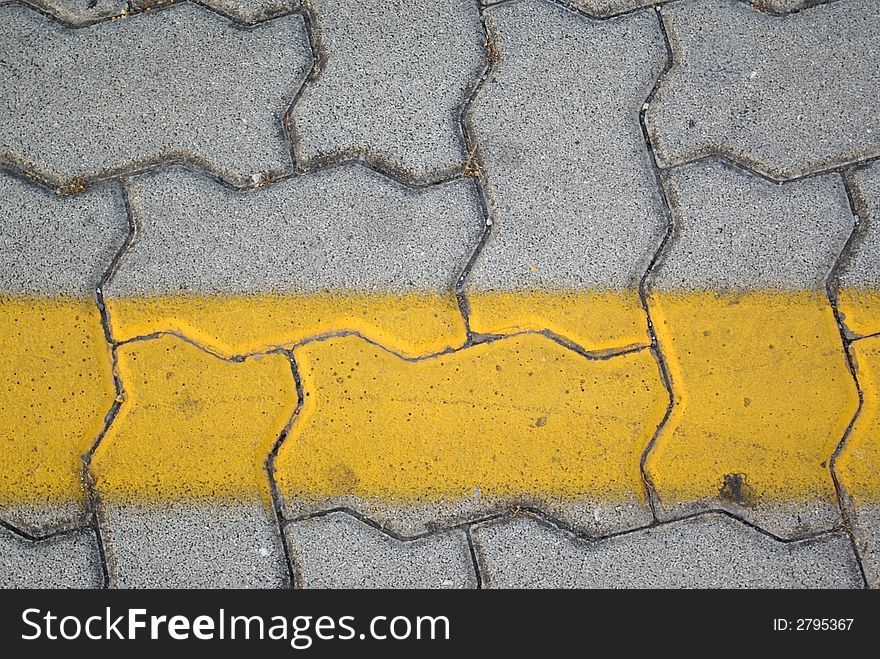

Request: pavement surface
left=1, top=0, right=879, bottom=589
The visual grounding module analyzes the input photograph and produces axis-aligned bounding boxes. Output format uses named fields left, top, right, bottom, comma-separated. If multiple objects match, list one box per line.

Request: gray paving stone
left=0, top=526, right=103, bottom=588
left=0, top=171, right=128, bottom=295
left=646, top=0, right=880, bottom=179
left=285, top=512, right=477, bottom=588
left=481, top=0, right=819, bottom=18
left=3, top=0, right=126, bottom=26
left=99, top=501, right=288, bottom=588
left=465, top=0, right=666, bottom=291
left=107, top=164, right=483, bottom=295
left=651, top=161, right=854, bottom=290
left=290, top=0, right=484, bottom=180
left=472, top=513, right=864, bottom=588
left=839, top=160, right=880, bottom=290
left=0, top=3, right=310, bottom=185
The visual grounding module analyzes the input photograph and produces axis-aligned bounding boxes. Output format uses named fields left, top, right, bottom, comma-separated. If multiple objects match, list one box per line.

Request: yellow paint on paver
left=645, top=290, right=858, bottom=507
left=107, top=292, right=466, bottom=358
left=276, top=333, right=667, bottom=502
left=837, top=336, right=880, bottom=502
left=91, top=335, right=297, bottom=503
left=838, top=288, right=880, bottom=338
left=467, top=290, right=651, bottom=351
left=0, top=297, right=115, bottom=507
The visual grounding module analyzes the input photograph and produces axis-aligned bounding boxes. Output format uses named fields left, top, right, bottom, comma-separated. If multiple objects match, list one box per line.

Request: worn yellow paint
left=467, top=289, right=651, bottom=351
left=0, top=297, right=115, bottom=507
left=838, top=288, right=880, bottom=338
left=91, top=335, right=297, bottom=502
left=837, top=336, right=880, bottom=502
left=645, top=290, right=858, bottom=506
left=276, top=333, right=667, bottom=502
left=107, top=292, right=466, bottom=358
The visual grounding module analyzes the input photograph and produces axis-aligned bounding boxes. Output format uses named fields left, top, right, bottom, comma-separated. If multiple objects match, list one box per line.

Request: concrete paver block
left=285, top=512, right=477, bottom=588
left=277, top=333, right=667, bottom=537
left=646, top=162, right=857, bottom=538
left=0, top=172, right=126, bottom=535
left=0, top=3, right=310, bottom=184
left=291, top=0, right=484, bottom=180
left=0, top=526, right=103, bottom=588
left=646, top=0, right=880, bottom=179
left=465, top=0, right=666, bottom=350
left=91, top=334, right=296, bottom=587
left=472, top=513, right=863, bottom=588
left=106, top=165, right=483, bottom=357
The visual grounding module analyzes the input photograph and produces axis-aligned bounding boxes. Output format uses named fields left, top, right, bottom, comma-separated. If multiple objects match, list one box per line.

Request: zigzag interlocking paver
left=838, top=161, right=880, bottom=338
left=0, top=3, right=310, bottom=185
left=290, top=0, right=484, bottom=180
left=285, top=512, right=477, bottom=588
left=646, top=0, right=880, bottom=179
left=464, top=0, right=666, bottom=351
left=0, top=527, right=103, bottom=588
left=836, top=336, right=880, bottom=588
left=276, top=334, right=667, bottom=536
left=105, top=165, right=482, bottom=358
left=90, top=335, right=296, bottom=587
left=0, top=171, right=126, bottom=536
left=646, top=161, right=858, bottom=538
left=471, top=513, right=863, bottom=588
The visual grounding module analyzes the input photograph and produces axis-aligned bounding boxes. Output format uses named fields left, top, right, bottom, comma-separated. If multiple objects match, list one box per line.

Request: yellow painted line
left=838, top=288, right=880, bottom=338
left=107, top=292, right=466, bottom=358
left=837, top=335, right=880, bottom=503
left=276, top=333, right=668, bottom=502
left=91, top=334, right=297, bottom=503
left=3, top=290, right=879, bottom=510
left=467, top=289, right=651, bottom=350
left=0, top=296, right=114, bottom=506
left=645, top=290, right=859, bottom=505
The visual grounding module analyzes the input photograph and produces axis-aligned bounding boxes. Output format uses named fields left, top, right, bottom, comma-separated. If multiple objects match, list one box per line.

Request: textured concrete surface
left=100, top=502, right=287, bottom=588
left=464, top=1, right=665, bottom=349
left=472, top=513, right=863, bottom=588
left=3, top=0, right=880, bottom=590
left=647, top=0, right=880, bottom=179
left=0, top=526, right=103, bottom=588
left=647, top=163, right=856, bottom=538
left=105, top=165, right=482, bottom=356
left=291, top=0, right=484, bottom=180
left=838, top=161, right=880, bottom=338
left=0, top=172, right=127, bottom=294
left=836, top=336, right=880, bottom=588
left=285, top=512, right=477, bottom=588
left=278, top=333, right=665, bottom=537
left=0, top=3, right=310, bottom=184
left=0, top=172, right=124, bottom=535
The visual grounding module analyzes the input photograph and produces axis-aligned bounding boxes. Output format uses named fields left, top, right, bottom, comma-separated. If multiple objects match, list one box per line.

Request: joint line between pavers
left=265, top=350, right=305, bottom=589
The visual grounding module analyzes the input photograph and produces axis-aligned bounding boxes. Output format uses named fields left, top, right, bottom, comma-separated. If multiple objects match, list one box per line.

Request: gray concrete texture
left=646, top=0, right=880, bottom=179
left=839, top=160, right=880, bottom=289
left=99, top=501, right=288, bottom=588
left=130, top=0, right=299, bottom=24
left=0, top=171, right=127, bottom=295
left=651, top=161, right=854, bottom=289
left=849, top=504, right=880, bottom=589
left=285, top=512, right=477, bottom=588
left=108, top=165, right=483, bottom=295
left=3, top=0, right=126, bottom=26
left=472, top=513, right=864, bottom=588
left=465, top=0, right=667, bottom=291
left=0, top=526, right=103, bottom=588
left=291, top=0, right=484, bottom=180
left=481, top=0, right=822, bottom=18
left=0, top=3, right=310, bottom=184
